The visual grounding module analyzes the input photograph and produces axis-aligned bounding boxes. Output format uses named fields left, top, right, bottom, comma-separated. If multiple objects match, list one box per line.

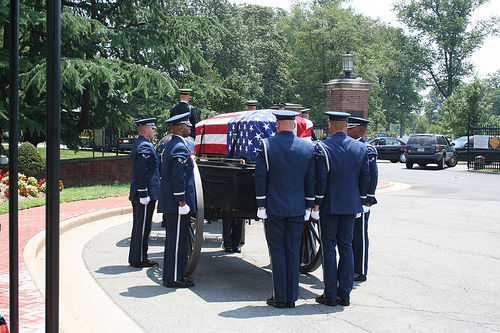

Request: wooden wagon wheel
left=184, top=160, right=204, bottom=276
left=299, top=218, right=322, bottom=273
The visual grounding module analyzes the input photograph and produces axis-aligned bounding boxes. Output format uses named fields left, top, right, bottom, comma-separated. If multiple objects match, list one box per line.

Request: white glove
left=178, top=204, right=190, bottom=215
left=311, top=210, right=320, bottom=220
left=356, top=213, right=361, bottom=218
left=304, top=209, right=311, bottom=221
left=139, top=196, right=150, bottom=205
left=257, top=208, right=267, bottom=219
left=362, top=205, right=370, bottom=213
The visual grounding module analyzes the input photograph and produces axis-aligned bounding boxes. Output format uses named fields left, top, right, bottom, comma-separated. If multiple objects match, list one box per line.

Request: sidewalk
left=0, top=196, right=130, bottom=332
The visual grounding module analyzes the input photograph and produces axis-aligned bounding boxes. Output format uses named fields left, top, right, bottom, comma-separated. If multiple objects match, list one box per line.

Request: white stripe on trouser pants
left=140, top=204, right=147, bottom=262
left=361, top=212, right=366, bottom=275
left=174, top=213, right=181, bottom=281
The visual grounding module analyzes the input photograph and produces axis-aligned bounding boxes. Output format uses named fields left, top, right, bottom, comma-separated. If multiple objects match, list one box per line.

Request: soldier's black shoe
left=336, top=296, right=350, bottom=306
left=266, top=297, right=286, bottom=308
left=131, top=259, right=159, bottom=268
left=224, top=247, right=234, bottom=253
left=233, top=246, right=241, bottom=253
left=315, top=294, right=336, bottom=306
left=354, top=274, right=367, bottom=282
left=286, top=302, right=295, bottom=308
left=163, top=279, right=195, bottom=288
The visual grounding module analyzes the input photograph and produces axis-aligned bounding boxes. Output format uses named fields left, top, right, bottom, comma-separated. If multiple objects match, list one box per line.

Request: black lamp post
left=342, top=53, right=354, bottom=78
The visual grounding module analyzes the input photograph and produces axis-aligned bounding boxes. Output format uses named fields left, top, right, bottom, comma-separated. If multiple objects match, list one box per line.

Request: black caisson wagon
left=179, top=109, right=322, bottom=275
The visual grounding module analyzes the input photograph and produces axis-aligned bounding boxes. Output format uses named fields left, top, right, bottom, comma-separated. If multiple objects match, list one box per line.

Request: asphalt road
left=83, top=161, right=500, bottom=332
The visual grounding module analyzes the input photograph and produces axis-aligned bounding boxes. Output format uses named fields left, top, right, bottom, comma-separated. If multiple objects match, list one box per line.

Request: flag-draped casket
left=194, top=109, right=313, bottom=158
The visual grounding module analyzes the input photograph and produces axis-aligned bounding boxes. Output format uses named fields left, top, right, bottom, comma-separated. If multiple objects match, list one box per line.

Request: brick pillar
left=324, top=78, right=372, bottom=120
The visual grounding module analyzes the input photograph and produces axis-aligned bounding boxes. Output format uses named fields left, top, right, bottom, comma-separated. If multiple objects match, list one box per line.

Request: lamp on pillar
left=341, top=53, right=354, bottom=78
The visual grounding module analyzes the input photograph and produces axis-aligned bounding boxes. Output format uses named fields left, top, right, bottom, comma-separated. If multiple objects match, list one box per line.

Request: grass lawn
left=37, top=148, right=127, bottom=160
left=0, top=183, right=130, bottom=215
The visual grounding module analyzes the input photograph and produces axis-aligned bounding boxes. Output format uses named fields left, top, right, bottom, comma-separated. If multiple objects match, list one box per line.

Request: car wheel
left=398, top=152, right=407, bottom=163
left=446, top=153, right=458, bottom=167
left=437, top=155, right=445, bottom=169
left=390, top=159, right=398, bottom=163
left=406, top=161, right=413, bottom=169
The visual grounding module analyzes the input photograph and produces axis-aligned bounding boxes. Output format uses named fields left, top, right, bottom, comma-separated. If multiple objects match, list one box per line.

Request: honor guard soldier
left=128, top=118, right=160, bottom=268
left=347, top=116, right=378, bottom=282
left=158, top=112, right=196, bottom=288
left=276, top=102, right=286, bottom=110
left=170, top=88, right=199, bottom=139
left=247, top=99, right=258, bottom=111
left=299, top=108, right=318, bottom=141
left=313, top=112, right=369, bottom=306
left=254, top=110, right=316, bottom=308
left=222, top=99, right=258, bottom=253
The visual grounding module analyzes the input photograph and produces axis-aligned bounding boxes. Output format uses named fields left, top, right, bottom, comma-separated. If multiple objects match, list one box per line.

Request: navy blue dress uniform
left=170, top=89, right=199, bottom=139
left=128, top=118, right=160, bottom=268
left=314, top=112, right=370, bottom=306
left=348, top=117, right=378, bottom=282
left=254, top=110, right=316, bottom=308
left=222, top=218, right=243, bottom=253
left=157, top=112, right=197, bottom=288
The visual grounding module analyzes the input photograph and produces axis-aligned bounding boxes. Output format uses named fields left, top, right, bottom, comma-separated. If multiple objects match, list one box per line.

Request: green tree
left=485, top=70, right=500, bottom=116
left=284, top=1, right=360, bottom=120
left=1, top=0, right=220, bottom=148
left=442, top=78, right=492, bottom=137
left=395, top=0, right=499, bottom=98
left=375, top=29, right=424, bottom=137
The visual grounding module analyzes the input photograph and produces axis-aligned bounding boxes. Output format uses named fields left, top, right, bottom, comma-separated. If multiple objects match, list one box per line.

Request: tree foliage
left=395, top=0, right=499, bottom=98
left=1, top=0, right=498, bottom=148
left=442, top=78, right=492, bottom=137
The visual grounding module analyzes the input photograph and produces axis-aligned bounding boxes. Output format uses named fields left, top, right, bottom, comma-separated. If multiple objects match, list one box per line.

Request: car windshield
left=452, top=137, right=467, bottom=148
left=408, top=135, right=433, bottom=146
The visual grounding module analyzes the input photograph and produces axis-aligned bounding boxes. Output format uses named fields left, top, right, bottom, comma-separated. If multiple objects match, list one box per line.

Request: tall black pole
left=8, top=0, right=20, bottom=330
left=46, top=0, right=61, bottom=330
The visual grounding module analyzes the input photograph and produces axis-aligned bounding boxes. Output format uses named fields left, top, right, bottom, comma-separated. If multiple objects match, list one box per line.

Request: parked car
left=452, top=136, right=473, bottom=161
left=404, top=134, right=458, bottom=169
left=451, top=135, right=500, bottom=164
left=368, top=137, right=407, bottom=163
left=116, top=137, right=137, bottom=152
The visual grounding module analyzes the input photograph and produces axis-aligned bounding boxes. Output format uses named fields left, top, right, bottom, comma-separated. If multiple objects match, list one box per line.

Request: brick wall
left=324, top=78, right=372, bottom=120
left=60, top=156, right=131, bottom=187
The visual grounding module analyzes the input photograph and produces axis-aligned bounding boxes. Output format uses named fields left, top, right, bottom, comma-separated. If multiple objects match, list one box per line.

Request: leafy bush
left=18, top=142, right=46, bottom=178
left=27, top=177, right=38, bottom=185
left=27, top=185, right=39, bottom=197
left=0, top=171, right=61, bottom=199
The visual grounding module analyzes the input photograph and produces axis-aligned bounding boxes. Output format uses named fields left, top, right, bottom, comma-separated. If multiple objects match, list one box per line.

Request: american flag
left=195, top=109, right=313, bottom=159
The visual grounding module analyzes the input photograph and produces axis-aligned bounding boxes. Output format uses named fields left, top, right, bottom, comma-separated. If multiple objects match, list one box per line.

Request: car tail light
left=404, top=146, right=408, bottom=152
left=435, top=146, right=440, bottom=153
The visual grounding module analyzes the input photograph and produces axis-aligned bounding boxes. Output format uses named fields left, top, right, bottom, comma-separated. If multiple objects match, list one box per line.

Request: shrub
left=27, top=177, right=37, bottom=186
left=19, top=187, right=29, bottom=197
left=27, top=185, right=39, bottom=197
left=18, top=142, right=46, bottom=178
left=0, top=172, right=62, bottom=199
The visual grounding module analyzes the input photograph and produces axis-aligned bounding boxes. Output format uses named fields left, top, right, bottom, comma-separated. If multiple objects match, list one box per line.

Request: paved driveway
left=81, top=163, right=500, bottom=332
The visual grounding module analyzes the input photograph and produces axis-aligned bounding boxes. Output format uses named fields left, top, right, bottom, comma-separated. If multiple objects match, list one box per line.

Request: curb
left=24, top=205, right=145, bottom=333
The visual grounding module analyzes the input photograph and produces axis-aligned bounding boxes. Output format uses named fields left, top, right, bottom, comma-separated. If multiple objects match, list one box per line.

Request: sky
left=229, top=0, right=500, bottom=78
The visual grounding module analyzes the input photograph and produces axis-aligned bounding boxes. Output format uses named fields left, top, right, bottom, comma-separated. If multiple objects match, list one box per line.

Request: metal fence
left=467, top=125, right=500, bottom=172
left=313, top=123, right=329, bottom=140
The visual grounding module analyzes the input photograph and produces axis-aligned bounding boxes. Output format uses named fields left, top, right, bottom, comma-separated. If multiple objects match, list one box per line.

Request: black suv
left=404, top=134, right=458, bottom=169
